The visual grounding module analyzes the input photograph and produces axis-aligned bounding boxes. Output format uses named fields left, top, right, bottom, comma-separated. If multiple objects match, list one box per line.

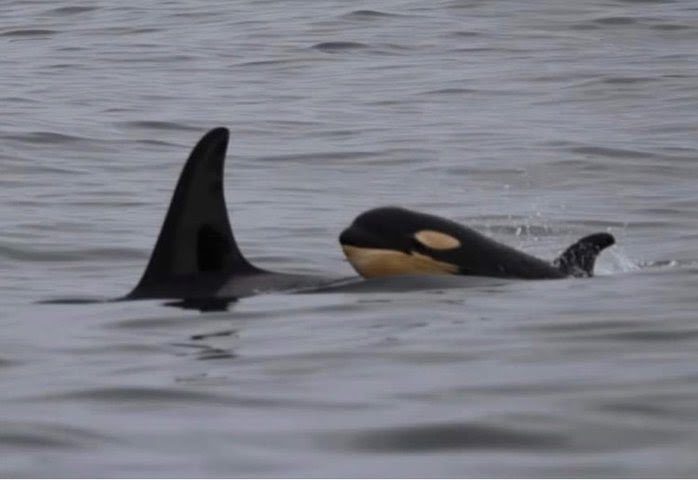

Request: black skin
left=126, top=127, right=331, bottom=303
left=340, top=207, right=615, bottom=279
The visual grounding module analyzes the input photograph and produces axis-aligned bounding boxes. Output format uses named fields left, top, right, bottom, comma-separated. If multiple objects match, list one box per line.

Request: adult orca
left=125, top=127, right=336, bottom=307
left=339, top=207, right=614, bottom=279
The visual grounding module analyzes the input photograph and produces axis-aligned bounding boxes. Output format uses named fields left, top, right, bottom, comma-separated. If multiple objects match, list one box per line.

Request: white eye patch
left=413, top=230, right=461, bottom=250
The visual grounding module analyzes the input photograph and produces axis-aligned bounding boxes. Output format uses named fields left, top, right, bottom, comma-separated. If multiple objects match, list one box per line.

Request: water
left=2, top=0, right=698, bottom=476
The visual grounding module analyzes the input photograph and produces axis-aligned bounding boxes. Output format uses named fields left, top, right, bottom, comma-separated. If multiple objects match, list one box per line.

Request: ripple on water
left=116, top=120, right=203, bottom=132
left=592, top=16, right=641, bottom=26
left=312, top=41, right=370, bottom=53
left=44, top=6, right=99, bottom=15
left=0, top=357, right=19, bottom=369
left=579, top=328, right=698, bottom=344
left=573, top=14, right=696, bottom=32
left=0, top=244, right=143, bottom=263
left=341, top=10, right=399, bottom=20
left=0, top=131, right=94, bottom=145
left=104, top=314, right=208, bottom=330
left=568, top=145, right=655, bottom=159
left=169, top=340, right=238, bottom=361
left=597, top=393, right=698, bottom=421
left=32, top=387, right=236, bottom=405
left=0, top=421, right=111, bottom=450
left=24, top=387, right=370, bottom=411
left=255, top=150, right=379, bottom=163
left=325, top=414, right=679, bottom=455
left=0, top=29, right=58, bottom=37
left=325, top=422, right=566, bottom=452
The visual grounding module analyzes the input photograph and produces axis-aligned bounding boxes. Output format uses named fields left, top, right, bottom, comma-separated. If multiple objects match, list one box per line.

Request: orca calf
left=339, top=207, right=614, bottom=280
left=125, top=127, right=334, bottom=306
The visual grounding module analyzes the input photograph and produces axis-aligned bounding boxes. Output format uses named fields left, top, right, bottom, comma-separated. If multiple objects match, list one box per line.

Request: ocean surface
left=2, top=0, right=698, bottom=477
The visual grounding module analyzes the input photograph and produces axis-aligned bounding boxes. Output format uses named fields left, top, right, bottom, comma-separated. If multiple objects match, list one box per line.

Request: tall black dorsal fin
left=553, top=232, right=615, bottom=278
left=128, top=127, right=261, bottom=299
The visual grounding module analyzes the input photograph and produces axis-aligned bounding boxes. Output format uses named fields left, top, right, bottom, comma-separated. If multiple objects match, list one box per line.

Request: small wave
left=170, top=341, right=237, bottom=361
left=597, top=328, right=698, bottom=343
left=444, top=166, right=527, bottom=176
left=571, top=15, right=649, bottom=30
left=98, top=26, right=161, bottom=36
left=46, top=6, right=98, bottom=15
left=0, top=421, right=110, bottom=449
left=0, top=29, right=58, bottom=38
left=28, top=387, right=366, bottom=411
left=45, top=63, right=83, bottom=70
left=521, top=319, right=640, bottom=335
left=233, top=58, right=308, bottom=68
left=117, top=120, right=201, bottom=132
left=598, top=394, right=698, bottom=421
left=255, top=150, right=377, bottom=163
left=651, top=23, right=694, bottom=31
left=30, top=387, right=232, bottom=405
left=342, top=10, right=396, bottom=20
left=190, top=329, right=236, bottom=341
left=133, top=138, right=181, bottom=147
left=0, top=96, right=40, bottom=104
left=106, top=315, right=204, bottom=330
left=449, top=30, right=482, bottom=38
left=312, top=41, right=369, bottom=53
left=0, top=357, right=18, bottom=368
left=0, top=244, right=143, bottom=263
left=103, top=53, right=197, bottom=63
left=326, top=422, right=565, bottom=452
left=568, top=145, right=654, bottom=159
left=0, top=131, right=90, bottom=145
left=423, top=87, right=478, bottom=95
left=593, top=16, right=640, bottom=26
left=601, top=76, right=659, bottom=85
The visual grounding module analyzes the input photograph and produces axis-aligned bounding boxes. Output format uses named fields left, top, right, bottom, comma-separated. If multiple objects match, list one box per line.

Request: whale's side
left=127, top=128, right=328, bottom=302
left=339, top=207, right=614, bottom=280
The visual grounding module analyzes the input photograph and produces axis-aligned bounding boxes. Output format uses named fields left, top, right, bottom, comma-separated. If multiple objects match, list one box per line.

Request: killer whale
left=339, top=207, right=614, bottom=280
left=42, top=127, right=617, bottom=310
left=126, top=127, right=335, bottom=305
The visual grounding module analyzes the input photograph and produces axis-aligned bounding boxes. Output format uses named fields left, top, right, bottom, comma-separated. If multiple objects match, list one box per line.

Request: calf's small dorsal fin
left=128, top=127, right=260, bottom=299
left=553, top=232, right=615, bottom=277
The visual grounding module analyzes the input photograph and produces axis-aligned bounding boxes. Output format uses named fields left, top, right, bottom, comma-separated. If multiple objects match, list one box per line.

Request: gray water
left=2, top=0, right=698, bottom=477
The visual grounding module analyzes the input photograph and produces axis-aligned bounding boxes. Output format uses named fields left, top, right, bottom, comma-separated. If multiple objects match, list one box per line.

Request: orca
left=339, top=207, right=614, bottom=280
left=42, top=127, right=617, bottom=311
left=125, top=127, right=335, bottom=307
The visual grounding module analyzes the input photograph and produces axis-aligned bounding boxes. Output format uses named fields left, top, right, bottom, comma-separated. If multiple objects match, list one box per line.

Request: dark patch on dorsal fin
left=128, top=127, right=261, bottom=299
left=553, top=232, right=615, bottom=277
